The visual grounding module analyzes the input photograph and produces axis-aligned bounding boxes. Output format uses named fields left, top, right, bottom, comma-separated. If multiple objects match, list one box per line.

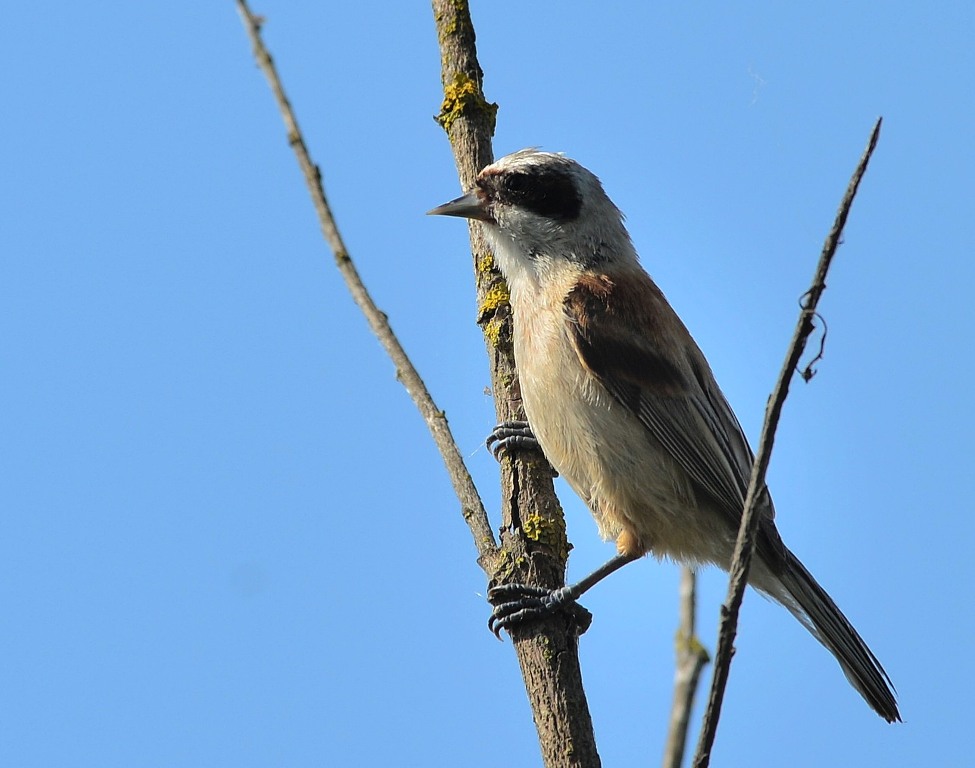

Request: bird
left=428, top=148, right=899, bottom=722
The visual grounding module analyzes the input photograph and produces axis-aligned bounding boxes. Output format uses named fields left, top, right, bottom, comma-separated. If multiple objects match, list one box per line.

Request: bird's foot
left=486, top=420, right=540, bottom=460
left=487, top=583, right=592, bottom=638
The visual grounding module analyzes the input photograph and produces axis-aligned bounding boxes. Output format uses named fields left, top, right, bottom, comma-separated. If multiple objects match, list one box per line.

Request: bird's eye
left=503, top=173, right=531, bottom=193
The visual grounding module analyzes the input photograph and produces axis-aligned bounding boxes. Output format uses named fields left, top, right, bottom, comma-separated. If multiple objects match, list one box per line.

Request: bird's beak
left=427, top=191, right=493, bottom=222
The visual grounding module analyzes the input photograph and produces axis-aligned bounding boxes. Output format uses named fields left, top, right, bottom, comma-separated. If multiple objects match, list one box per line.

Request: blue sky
left=2, top=2, right=972, bottom=766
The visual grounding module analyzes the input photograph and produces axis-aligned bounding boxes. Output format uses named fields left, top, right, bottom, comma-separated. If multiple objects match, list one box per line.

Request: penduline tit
left=430, top=149, right=899, bottom=722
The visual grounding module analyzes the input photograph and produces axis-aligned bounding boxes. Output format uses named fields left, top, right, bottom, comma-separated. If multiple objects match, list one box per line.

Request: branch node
left=799, top=311, right=828, bottom=383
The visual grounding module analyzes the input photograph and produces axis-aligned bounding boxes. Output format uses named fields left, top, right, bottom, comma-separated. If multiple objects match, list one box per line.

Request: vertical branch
left=662, top=568, right=710, bottom=768
left=432, top=2, right=601, bottom=767
left=691, top=118, right=883, bottom=768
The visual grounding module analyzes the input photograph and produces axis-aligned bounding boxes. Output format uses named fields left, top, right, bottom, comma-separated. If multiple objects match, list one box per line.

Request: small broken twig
left=662, top=567, right=710, bottom=768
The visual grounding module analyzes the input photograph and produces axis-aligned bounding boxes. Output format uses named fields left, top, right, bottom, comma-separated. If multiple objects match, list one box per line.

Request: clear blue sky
left=3, top=2, right=971, bottom=766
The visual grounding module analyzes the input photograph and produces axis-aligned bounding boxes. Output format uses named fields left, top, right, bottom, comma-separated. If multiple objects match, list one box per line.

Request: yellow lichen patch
left=482, top=316, right=503, bottom=348
left=675, top=630, right=711, bottom=661
left=435, top=73, right=498, bottom=134
left=476, top=251, right=496, bottom=275
left=540, top=634, right=555, bottom=662
left=435, top=1, right=463, bottom=27
left=478, top=283, right=510, bottom=317
left=436, top=0, right=471, bottom=47
left=491, top=547, right=516, bottom=581
left=521, top=511, right=570, bottom=564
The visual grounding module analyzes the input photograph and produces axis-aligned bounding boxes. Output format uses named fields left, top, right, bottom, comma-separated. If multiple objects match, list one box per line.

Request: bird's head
left=429, top=149, right=636, bottom=286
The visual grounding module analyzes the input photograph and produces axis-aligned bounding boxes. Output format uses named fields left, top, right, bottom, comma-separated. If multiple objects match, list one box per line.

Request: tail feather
left=776, top=549, right=900, bottom=722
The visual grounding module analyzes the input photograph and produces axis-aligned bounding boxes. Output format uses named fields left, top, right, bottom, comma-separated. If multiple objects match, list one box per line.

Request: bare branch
left=692, top=117, right=883, bottom=768
left=432, top=2, right=601, bottom=766
left=662, top=567, right=710, bottom=768
left=234, top=0, right=497, bottom=565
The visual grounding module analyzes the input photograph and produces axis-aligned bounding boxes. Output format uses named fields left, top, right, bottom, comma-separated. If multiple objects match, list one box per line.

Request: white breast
left=488, top=233, right=715, bottom=563
left=508, top=267, right=635, bottom=539
left=509, top=277, right=710, bottom=565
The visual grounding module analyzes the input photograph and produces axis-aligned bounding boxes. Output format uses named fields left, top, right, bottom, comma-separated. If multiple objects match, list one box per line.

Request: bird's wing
left=564, top=271, right=766, bottom=525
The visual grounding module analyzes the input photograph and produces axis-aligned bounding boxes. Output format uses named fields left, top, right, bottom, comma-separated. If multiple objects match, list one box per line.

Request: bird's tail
left=775, top=549, right=900, bottom=722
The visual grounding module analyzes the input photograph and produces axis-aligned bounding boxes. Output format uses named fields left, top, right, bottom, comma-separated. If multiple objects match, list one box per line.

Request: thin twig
left=234, top=0, right=497, bottom=565
left=662, top=567, right=710, bottom=768
left=691, top=117, right=883, bottom=768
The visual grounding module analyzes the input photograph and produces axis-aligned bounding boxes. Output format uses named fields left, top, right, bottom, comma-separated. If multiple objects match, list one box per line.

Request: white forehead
left=485, top=148, right=574, bottom=175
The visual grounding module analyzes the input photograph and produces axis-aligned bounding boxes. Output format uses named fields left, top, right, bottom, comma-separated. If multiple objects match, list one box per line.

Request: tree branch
left=662, top=567, right=710, bottom=768
left=234, top=0, right=497, bottom=565
left=236, top=2, right=600, bottom=765
left=691, top=117, right=883, bottom=768
left=431, top=2, right=601, bottom=766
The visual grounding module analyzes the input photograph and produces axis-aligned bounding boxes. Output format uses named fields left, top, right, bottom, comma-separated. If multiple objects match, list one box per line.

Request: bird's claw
left=486, top=420, right=539, bottom=461
left=487, top=583, right=592, bottom=638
